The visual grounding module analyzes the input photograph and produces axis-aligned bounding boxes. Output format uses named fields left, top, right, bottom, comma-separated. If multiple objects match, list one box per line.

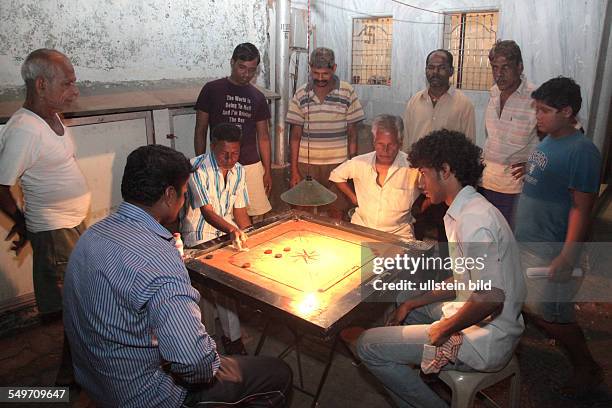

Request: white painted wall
left=73, top=119, right=150, bottom=225
left=306, top=0, right=607, bottom=148
left=0, top=0, right=270, bottom=88
left=0, top=185, right=33, bottom=306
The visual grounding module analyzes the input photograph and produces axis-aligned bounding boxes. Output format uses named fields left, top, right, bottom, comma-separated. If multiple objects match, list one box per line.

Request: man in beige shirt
left=402, top=49, right=476, bottom=151
left=403, top=50, right=475, bottom=247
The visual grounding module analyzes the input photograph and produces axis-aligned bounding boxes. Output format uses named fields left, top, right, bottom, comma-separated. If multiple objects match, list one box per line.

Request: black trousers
left=183, top=356, right=292, bottom=407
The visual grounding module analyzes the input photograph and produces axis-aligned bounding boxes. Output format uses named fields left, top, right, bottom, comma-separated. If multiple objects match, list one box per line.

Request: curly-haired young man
left=357, top=130, right=525, bottom=407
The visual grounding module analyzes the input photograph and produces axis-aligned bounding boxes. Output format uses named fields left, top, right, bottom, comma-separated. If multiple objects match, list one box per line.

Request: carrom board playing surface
left=196, top=219, right=389, bottom=293
left=188, top=214, right=416, bottom=333
left=229, top=226, right=377, bottom=293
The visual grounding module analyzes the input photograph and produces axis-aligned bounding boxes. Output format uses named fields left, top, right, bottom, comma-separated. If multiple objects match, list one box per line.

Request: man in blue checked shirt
left=181, top=123, right=253, bottom=355
left=64, top=145, right=291, bottom=408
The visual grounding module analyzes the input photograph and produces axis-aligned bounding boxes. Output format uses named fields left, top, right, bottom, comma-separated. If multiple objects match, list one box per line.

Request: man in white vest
left=0, top=49, right=90, bottom=385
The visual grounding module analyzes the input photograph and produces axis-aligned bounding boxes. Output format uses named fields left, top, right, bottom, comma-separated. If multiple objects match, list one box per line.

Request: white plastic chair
left=438, top=355, right=521, bottom=408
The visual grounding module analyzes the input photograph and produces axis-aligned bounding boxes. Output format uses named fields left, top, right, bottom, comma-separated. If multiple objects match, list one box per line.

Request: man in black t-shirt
left=194, top=43, right=272, bottom=220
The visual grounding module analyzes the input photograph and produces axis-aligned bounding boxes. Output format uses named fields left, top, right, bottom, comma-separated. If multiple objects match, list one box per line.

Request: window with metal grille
left=351, top=16, right=393, bottom=86
left=443, top=11, right=498, bottom=91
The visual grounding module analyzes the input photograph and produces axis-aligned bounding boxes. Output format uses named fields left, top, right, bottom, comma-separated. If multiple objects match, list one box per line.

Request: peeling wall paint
left=0, top=0, right=270, bottom=308
left=0, top=0, right=270, bottom=87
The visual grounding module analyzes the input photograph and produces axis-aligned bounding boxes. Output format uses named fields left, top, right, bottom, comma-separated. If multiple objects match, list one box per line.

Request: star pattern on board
left=291, top=248, right=320, bottom=264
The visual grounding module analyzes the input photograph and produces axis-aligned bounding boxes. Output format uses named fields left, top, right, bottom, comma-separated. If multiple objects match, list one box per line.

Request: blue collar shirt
left=64, top=201, right=220, bottom=408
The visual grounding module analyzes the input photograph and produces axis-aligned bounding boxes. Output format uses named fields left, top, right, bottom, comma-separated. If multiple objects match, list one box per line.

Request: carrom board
left=187, top=213, right=423, bottom=335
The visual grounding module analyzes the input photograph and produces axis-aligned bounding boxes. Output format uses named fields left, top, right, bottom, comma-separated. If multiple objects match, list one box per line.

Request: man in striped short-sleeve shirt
left=64, top=144, right=291, bottom=408
left=181, top=124, right=251, bottom=248
left=181, top=123, right=252, bottom=355
left=287, top=47, right=365, bottom=218
left=481, top=40, right=538, bottom=227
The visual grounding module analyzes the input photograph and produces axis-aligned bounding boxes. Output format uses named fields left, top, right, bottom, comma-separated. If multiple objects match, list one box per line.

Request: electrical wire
left=390, top=0, right=445, bottom=15
left=314, top=0, right=444, bottom=25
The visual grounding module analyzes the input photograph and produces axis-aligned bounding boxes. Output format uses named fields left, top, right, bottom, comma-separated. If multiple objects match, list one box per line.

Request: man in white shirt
left=357, top=129, right=525, bottom=407
left=329, top=114, right=419, bottom=240
left=0, top=49, right=90, bottom=319
left=481, top=40, right=538, bottom=227
left=0, top=49, right=90, bottom=386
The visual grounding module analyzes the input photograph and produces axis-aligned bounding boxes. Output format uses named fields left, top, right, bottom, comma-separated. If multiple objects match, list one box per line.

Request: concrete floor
left=0, top=299, right=611, bottom=408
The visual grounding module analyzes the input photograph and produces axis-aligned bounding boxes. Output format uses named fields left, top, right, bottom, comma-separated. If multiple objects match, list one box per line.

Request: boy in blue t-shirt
left=515, top=77, right=602, bottom=397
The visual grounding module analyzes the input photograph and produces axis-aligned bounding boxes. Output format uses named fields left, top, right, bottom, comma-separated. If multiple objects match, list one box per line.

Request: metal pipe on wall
left=587, top=0, right=611, bottom=158
left=273, top=0, right=291, bottom=166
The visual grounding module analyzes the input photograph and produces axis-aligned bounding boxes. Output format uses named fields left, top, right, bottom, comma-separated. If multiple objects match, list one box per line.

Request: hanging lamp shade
left=280, top=176, right=337, bottom=207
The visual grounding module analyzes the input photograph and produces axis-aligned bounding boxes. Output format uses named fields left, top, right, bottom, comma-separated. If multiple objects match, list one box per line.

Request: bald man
left=0, top=49, right=90, bottom=385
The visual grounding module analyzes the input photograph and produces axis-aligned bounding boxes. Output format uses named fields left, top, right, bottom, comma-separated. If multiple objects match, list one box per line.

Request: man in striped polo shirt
left=287, top=47, right=365, bottom=219
left=181, top=123, right=251, bottom=355
left=182, top=124, right=251, bottom=248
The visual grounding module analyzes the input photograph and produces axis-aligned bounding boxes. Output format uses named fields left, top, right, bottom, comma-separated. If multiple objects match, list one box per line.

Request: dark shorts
left=478, top=187, right=519, bottom=228
left=28, top=222, right=86, bottom=315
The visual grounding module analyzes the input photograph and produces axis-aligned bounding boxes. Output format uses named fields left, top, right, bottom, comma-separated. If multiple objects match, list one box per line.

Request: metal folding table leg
left=254, top=319, right=271, bottom=356
left=310, top=334, right=340, bottom=407
left=253, top=321, right=344, bottom=407
left=288, top=326, right=306, bottom=390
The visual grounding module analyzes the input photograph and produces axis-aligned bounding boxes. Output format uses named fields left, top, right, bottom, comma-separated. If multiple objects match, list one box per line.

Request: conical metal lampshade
left=281, top=176, right=337, bottom=207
